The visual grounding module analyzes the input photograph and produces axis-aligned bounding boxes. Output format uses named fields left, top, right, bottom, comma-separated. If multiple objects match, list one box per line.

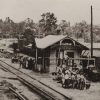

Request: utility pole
left=91, top=5, right=93, bottom=57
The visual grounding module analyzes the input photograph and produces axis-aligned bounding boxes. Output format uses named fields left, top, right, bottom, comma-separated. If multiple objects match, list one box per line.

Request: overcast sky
left=0, top=0, right=100, bottom=25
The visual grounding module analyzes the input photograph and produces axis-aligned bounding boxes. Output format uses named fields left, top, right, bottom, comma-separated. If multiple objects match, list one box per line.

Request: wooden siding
left=49, top=50, right=57, bottom=73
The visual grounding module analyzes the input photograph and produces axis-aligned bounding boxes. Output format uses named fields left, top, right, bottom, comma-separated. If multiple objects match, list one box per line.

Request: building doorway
left=67, top=52, right=74, bottom=66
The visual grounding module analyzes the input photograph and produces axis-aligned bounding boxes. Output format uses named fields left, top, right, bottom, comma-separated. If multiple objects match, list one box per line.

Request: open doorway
left=67, top=52, right=74, bottom=66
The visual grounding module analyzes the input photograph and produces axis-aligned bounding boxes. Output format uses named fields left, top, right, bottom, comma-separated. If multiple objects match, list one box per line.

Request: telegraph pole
left=91, top=5, right=93, bottom=57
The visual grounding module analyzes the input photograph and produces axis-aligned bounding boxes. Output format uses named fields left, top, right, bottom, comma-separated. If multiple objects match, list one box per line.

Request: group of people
left=53, top=63, right=90, bottom=90
left=11, top=55, right=35, bottom=70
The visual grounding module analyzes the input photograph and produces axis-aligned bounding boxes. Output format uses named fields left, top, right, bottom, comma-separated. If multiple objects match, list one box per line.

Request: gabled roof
left=35, top=35, right=67, bottom=49
left=34, top=35, right=89, bottom=49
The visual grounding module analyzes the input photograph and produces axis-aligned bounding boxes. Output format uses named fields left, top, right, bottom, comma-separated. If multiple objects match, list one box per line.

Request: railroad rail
left=9, top=87, right=27, bottom=100
left=0, top=60, right=71, bottom=100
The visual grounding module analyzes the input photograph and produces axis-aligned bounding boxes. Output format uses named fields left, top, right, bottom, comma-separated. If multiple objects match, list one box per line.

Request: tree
left=24, top=18, right=35, bottom=29
left=2, top=17, right=12, bottom=35
left=23, top=27, right=35, bottom=45
left=39, top=12, right=57, bottom=36
left=0, top=19, right=4, bottom=37
left=0, top=19, right=3, bottom=30
left=1, top=17, right=18, bottom=38
left=59, top=20, right=72, bottom=36
left=72, top=21, right=89, bottom=39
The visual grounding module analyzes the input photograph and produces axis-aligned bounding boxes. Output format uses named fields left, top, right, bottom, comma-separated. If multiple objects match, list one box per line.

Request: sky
left=0, top=0, right=100, bottom=25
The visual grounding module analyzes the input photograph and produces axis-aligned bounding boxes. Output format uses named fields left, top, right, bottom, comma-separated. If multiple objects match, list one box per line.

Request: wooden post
left=35, top=48, right=38, bottom=70
left=87, top=57, right=89, bottom=67
left=91, top=5, right=93, bottom=57
left=59, top=41, right=61, bottom=66
left=94, top=58, right=96, bottom=69
left=42, top=50, right=45, bottom=72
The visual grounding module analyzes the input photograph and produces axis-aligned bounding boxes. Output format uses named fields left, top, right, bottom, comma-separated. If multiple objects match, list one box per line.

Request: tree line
left=0, top=12, right=100, bottom=43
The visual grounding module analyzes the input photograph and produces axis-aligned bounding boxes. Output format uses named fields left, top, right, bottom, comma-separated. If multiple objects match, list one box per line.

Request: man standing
left=19, top=56, right=23, bottom=69
left=64, top=52, right=69, bottom=66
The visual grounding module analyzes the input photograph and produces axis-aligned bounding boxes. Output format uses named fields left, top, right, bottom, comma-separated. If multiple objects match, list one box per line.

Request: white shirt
left=65, top=54, right=68, bottom=60
left=65, top=74, right=69, bottom=79
left=60, top=52, right=63, bottom=59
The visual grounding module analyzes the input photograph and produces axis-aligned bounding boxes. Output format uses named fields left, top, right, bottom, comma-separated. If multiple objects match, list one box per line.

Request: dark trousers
left=65, top=79, right=71, bottom=88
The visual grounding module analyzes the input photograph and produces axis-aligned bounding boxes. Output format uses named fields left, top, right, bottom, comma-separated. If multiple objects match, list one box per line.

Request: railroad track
left=0, top=60, right=71, bottom=100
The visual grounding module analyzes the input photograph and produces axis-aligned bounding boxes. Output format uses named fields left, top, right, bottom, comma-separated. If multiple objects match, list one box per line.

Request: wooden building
left=29, top=35, right=92, bottom=73
left=81, top=43, right=100, bottom=72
